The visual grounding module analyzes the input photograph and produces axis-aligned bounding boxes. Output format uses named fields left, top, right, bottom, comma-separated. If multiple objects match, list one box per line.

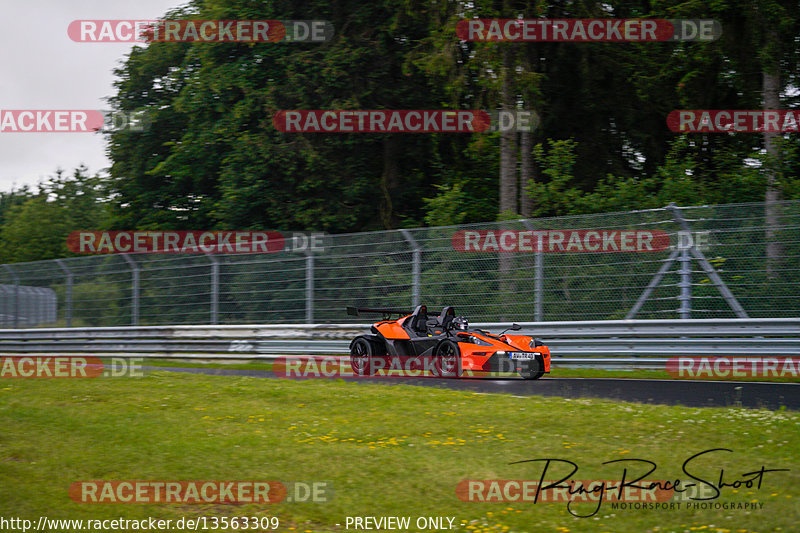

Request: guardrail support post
left=55, top=259, right=73, bottom=327
left=121, top=254, right=139, bottom=326
left=3, top=265, right=19, bottom=328
left=400, top=229, right=421, bottom=308
left=205, top=254, right=219, bottom=325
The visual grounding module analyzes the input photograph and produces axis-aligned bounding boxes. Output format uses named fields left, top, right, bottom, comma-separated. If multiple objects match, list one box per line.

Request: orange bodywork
left=374, top=319, right=410, bottom=340
left=456, top=332, right=551, bottom=373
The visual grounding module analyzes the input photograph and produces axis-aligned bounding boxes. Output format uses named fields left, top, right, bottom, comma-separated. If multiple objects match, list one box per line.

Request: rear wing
left=347, top=306, right=409, bottom=319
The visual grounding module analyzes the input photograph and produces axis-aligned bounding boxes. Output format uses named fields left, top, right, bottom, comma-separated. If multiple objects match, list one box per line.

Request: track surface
left=146, top=366, right=799, bottom=410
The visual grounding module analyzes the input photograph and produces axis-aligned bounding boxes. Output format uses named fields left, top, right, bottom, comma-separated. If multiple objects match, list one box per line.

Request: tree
left=101, top=0, right=800, bottom=238
left=106, top=0, right=454, bottom=233
left=0, top=185, right=33, bottom=229
left=0, top=167, right=107, bottom=263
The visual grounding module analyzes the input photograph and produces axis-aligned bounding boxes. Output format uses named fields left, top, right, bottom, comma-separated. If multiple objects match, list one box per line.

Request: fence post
left=667, top=203, right=748, bottom=318
left=2, top=265, right=19, bottom=328
left=534, top=249, right=543, bottom=321
left=55, top=259, right=73, bottom=327
left=400, top=229, right=421, bottom=309
left=305, top=252, right=314, bottom=323
left=205, top=254, right=219, bottom=325
left=627, top=247, right=681, bottom=319
left=678, top=246, right=691, bottom=319
left=521, top=220, right=543, bottom=321
left=121, top=254, right=139, bottom=326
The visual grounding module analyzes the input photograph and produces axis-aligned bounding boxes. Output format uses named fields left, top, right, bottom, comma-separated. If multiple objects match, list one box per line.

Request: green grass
left=1, top=372, right=798, bottom=533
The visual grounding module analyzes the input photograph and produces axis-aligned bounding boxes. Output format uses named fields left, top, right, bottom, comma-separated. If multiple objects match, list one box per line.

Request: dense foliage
left=3, top=0, right=800, bottom=262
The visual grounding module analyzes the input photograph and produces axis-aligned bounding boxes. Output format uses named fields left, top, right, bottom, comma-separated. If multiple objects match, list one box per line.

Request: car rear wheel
left=433, top=339, right=462, bottom=378
left=518, top=353, right=545, bottom=380
left=350, top=338, right=375, bottom=376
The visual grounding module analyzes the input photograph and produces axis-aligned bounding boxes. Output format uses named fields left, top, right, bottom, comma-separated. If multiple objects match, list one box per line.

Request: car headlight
left=529, top=338, right=544, bottom=348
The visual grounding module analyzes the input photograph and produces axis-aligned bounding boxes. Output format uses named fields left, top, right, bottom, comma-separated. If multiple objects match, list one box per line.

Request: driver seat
left=439, top=306, right=455, bottom=330
left=405, top=305, right=429, bottom=336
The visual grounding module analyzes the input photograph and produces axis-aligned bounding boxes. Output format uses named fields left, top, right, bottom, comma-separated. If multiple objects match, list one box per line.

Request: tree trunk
left=763, top=61, right=782, bottom=278
left=498, top=46, right=517, bottom=319
left=499, top=46, right=518, bottom=217
left=380, top=136, right=399, bottom=229
left=519, top=129, right=534, bottom=218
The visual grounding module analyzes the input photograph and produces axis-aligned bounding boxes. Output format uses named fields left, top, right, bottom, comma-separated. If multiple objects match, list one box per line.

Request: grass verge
left=1, top=372, right=797, bottom=532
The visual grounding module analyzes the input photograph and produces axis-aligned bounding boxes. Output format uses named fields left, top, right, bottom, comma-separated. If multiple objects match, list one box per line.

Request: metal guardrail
left=0, top=319, right=798, bottom=369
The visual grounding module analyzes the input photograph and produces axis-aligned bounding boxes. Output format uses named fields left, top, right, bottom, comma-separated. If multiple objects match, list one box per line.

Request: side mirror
left=499, top=323, right=522, bottom=335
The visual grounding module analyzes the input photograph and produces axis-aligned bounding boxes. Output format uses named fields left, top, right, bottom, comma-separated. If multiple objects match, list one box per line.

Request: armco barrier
left=0, top=318, right=798, bottom=369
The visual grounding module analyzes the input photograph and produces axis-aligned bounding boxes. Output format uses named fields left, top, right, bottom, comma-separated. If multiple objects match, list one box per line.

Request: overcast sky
left=0, top=0, right=186, bottom=192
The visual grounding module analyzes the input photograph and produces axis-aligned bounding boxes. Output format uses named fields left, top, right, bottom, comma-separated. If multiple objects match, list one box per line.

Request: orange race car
left=346, top=305, right=551, bottom=379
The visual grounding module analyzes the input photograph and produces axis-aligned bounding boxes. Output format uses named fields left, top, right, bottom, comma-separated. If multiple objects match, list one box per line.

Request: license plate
left=509, top=352, right=537, bottom=360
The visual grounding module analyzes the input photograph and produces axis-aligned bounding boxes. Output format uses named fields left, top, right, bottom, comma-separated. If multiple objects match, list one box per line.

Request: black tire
left=350, top=337, right=375, bottom=375
left=518, top=354, right=545, bottom=380
left=433, top=339, right=462, bottom=378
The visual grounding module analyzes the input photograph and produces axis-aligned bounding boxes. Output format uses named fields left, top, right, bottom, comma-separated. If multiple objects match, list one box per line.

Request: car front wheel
left=518, top=353, right=545, bottom=380
left=433, top=340, right=462, bottom=378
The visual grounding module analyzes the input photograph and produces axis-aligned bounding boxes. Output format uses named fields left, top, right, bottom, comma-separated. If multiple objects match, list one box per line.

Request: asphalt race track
left=145, top=366, right=800, bottom=411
